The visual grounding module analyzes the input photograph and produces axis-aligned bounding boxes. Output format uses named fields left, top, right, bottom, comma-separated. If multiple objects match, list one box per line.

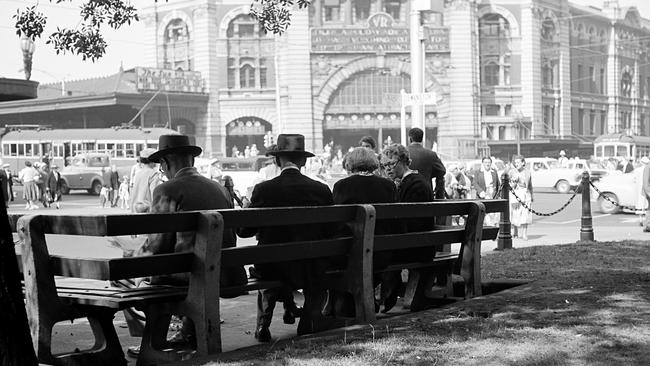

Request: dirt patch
left=184, top=241, right=650, bottom=365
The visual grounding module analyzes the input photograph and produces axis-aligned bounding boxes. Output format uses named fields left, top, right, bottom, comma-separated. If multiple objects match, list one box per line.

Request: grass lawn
left=193, top=241, right=650, bottom=365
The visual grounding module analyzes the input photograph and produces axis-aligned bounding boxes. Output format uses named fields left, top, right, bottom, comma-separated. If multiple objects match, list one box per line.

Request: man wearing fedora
left=119, top=134, right=247, bottom=354
left=238, top=133, right=334, bottom=342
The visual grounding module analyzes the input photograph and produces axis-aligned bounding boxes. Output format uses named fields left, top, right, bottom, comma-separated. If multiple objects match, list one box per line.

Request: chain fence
left=507, top=184, right=580, bottom=217
left=588, top=180, right=645, bottom=213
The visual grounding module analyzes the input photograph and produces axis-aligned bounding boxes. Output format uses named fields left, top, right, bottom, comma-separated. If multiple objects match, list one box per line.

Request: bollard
left=580, top=171, right=594, bottom=241
left=497, top=172, right=513, bottom=250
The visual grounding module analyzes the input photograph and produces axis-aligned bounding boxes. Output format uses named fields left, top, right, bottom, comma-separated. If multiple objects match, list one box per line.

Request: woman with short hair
left=18, top=161, right=40, bottom=210
left=333, top=147, right=400, bottom=313
left=509, top=155, right=533, bottom=240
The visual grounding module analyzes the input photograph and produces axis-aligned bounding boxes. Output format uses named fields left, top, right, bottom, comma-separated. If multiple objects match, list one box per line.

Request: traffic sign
left=401, top=92, right=438, bottom=106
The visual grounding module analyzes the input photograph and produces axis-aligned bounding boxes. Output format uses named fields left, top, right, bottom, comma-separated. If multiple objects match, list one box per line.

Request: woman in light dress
left=509, top=155, right=534, bottom=240
left=18, top=161, right=40, bottom=210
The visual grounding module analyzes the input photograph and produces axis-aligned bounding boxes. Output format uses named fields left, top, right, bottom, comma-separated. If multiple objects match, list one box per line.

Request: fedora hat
left=148, top=135, right=202, bottom=163
left=268, top=134, right=314, bottom=157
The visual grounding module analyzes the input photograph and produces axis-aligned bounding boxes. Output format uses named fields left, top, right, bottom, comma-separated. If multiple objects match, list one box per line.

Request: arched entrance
left=226, top=117, right=272, bottom=157
left=316, top=56, right=448, bottom=151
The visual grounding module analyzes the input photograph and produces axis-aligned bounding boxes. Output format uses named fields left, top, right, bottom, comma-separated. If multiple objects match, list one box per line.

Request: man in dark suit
left=473, top=156, right=500, bottom=227
left=0, top=161, right=10, bottom=207
left=121, top=135, right=246, bottom=354
left=407, top=128, right=446, bottom=199
left=239, top=134, right=334, bottom=342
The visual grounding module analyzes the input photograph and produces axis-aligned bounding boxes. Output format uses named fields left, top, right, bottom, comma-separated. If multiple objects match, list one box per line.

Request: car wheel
left=89, top=180, right=102, bottom=195
left=555, top=180, right=571, bottom=194
left=60, top=180, right=70, bottom=195
left=598, top=193, right=620, bottom=214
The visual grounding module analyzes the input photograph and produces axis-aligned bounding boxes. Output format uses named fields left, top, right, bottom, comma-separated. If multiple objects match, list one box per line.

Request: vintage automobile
left=528, top=157, right=609, bottom=193
left=591, top=167, right=645, bottom=214
left=60, top=152, right=111, bottom=195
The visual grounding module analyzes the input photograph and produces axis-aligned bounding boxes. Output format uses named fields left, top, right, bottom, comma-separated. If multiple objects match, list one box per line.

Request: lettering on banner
left=136, top=67, right=205, bottom=93
left=311, top=13, right=449, bottom=53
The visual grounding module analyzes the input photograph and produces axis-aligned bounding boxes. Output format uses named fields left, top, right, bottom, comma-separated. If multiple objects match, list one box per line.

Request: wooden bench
left=10, top=199, right=507, bottom=365
left=17, top=211, right=224, bottom=366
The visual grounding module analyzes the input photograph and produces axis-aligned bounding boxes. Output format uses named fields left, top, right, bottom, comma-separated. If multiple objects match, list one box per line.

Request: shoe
left=126, top=345, right=140, bottom=357
left=254, top=325, right=271, bottom=342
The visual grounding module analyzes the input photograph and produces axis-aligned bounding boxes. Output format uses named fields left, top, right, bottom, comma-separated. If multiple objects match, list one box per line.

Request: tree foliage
left=13, top=0, right=310, bottom=62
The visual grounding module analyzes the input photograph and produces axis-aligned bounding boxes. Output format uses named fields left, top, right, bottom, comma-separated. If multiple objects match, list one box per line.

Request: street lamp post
left=20, top=35, right=35, bottom=81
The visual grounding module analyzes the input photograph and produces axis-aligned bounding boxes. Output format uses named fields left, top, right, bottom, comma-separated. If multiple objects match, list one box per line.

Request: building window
left=504, top=104, right=512, bottom=116
left=353, top=0, right=371, bottom=22
left=589, top=110, right=596, bottom=135
left=541, top=17, right=555, bottom=42
left=226, top=15, right=273, bottom=90
left=543, top=105, right=554, bottom=134
left=324, top=0, right=342, bottom=22
left=542, top=62, right=554, bottom=88
left=600, top=68, right=606, bottom=94
left=483, top=61, right=499, bottom=86
left=484, top=104, right=500, bottom=116
left=384, top=0, right=402, bottom=21
left=589, top=66, right=595, bottom=93
left=498, top=126, right=506, bottom=140
left=240, top=61, right=255, bottom=88
left=163, top=18, right=192, bottom=71
left=479, top=14, right=512, bottom=88
left=329, top=69, right=410, bottom=110
left=576, top=64, right=583, bottom=92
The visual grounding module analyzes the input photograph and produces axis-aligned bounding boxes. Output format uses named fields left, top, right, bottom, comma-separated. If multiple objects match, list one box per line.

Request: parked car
left=60, top=152, right=111, bottom=195
left=591, top=167, right=645, bottom=214
left=528, top=157, right=610, bottom=193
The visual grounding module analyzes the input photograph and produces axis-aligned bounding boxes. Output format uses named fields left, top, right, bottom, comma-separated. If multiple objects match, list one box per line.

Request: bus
left=0, top=125, right=180, bottom=171
left=593, top=133, right=650, bottom=161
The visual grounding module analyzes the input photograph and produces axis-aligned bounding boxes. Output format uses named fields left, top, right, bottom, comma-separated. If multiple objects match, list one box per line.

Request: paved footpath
left=10, top=205, right=649, bottom=365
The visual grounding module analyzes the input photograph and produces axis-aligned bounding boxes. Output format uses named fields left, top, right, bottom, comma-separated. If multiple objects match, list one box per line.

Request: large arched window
left=328, top=69, right=411, bottom=112
left=479, top=13, right=512, bottom=87
left=163, top=19, right=192, bottom=70
left=226, top=15, right=273, bottom=89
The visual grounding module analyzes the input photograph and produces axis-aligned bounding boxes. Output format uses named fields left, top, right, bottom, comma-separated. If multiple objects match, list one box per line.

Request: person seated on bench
left=379, top=143, right=435, bottom=311
left=238, top=133, right=334, bottom=342
left=116, top=134, right=247, bottom=355
left=333, top=147, right=402, bottom=313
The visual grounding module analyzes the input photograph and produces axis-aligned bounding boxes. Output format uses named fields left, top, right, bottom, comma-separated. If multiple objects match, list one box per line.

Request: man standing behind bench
left=124, top=135, right=246, bottom=351
left=238, top=134, right=334, bottom=342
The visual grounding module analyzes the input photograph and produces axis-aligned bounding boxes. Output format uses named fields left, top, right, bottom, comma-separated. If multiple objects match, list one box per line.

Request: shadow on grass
left=187, top=241, right=650, bottom=366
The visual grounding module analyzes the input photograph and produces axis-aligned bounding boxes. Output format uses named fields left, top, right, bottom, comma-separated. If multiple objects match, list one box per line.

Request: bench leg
left=50, top=309, right=127, bottom=366
left=137, top=307, right=177, bottom=366
left=297, top=287, right=328, bottom=336
left=402, top=269, right=435, bottom=312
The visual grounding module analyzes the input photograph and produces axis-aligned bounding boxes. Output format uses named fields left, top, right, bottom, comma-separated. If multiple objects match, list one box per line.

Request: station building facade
left=2, top=0, right=650, bottom=160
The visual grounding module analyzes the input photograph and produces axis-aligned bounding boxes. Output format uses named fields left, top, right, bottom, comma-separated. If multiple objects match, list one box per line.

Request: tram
left=593, top=133, right=650, bottom=161
left=0, top=125, right=180, bottom=171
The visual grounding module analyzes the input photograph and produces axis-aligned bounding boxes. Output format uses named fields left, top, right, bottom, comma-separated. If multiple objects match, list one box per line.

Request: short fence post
left=580, top=171, right=594, bottom=242
left=497, top=172, right=512, bottom=250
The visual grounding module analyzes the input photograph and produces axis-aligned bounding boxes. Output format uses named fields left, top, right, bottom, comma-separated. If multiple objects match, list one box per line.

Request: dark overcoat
left=238, top=168, right=334, bottom=288
left=396, top=172, right=436, bottom=262
left=407, top=143, right=446, bottom=198
left=46, top=170, right=64, bottom=201
left=472, top=169, right=500, bottom=199
left=333, top=174, right=402, bottom=269
left=147, top=167, right=246, bottom=290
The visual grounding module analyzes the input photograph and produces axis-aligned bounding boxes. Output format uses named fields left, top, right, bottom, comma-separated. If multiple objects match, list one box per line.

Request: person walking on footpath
left=406, top=127, right=446, bottom=199
left=473, top=156, right=500, bottom=226
left=238, top=134, right=333, bottom=342
left=129, top=149, right=162, bottom=213
left=508, top=155, right=533, bottom=240
left=45, top=165, right=64, bottom=209
left=642, top=156, right=650, bottom=232
left=2, top=163, right=14, bottom=205
left=18, top=161, right=40, bottom=210
left=0, top=160, right=10, bottom=208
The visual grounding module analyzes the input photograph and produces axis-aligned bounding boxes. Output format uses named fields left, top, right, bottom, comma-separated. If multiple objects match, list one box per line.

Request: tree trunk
left=0, top=203, right=37, bottom=365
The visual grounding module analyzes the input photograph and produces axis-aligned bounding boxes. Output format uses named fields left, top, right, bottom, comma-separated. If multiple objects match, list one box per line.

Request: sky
left=0, top=0, right=649, bottom=84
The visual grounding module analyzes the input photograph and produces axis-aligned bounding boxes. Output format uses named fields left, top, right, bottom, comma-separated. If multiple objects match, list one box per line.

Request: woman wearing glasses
left=377, top=144, right=436, bottom=311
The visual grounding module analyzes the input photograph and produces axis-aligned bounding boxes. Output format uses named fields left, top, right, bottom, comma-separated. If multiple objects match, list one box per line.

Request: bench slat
left=222, top=238, right=353, bottom=266
left=219, top=205, right=360, bottom=228
left=374, top=229, right=465, bottom=252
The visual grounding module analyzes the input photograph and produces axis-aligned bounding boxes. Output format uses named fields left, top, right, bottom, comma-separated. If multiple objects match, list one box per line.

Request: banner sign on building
left=311, top=13, right=449, bottom=53
left=135, top=67, right=204, bottom=93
